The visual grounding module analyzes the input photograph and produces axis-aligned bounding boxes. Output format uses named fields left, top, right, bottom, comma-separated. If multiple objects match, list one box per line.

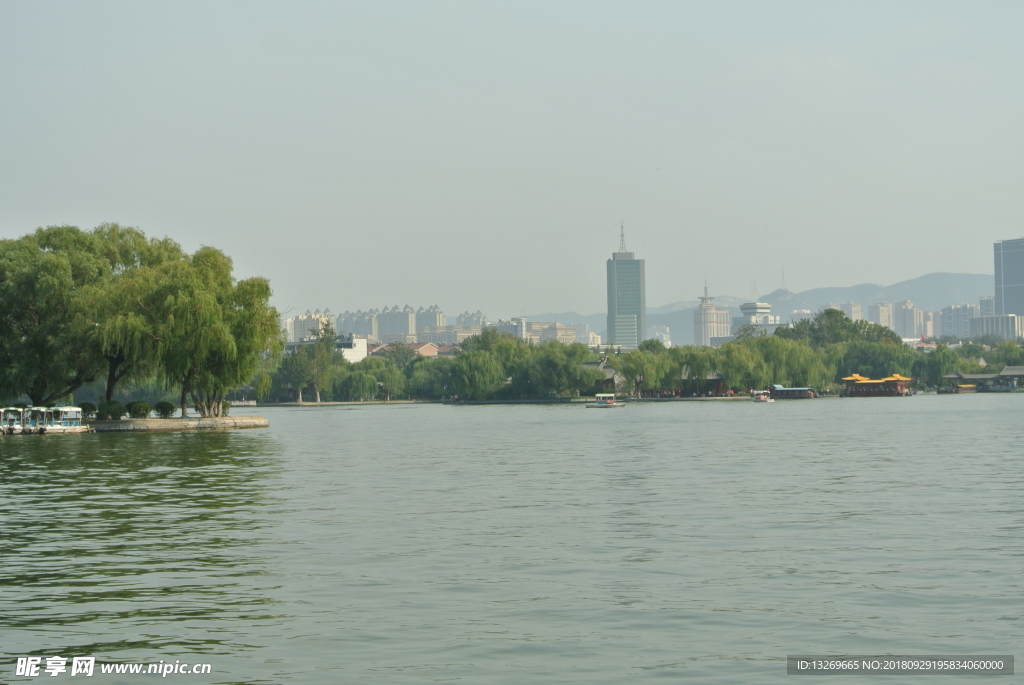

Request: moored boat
left=587, top=393, right=625, bottom=408
left=751, top=390, right=774, bottom=402
left=840, top=374, right=912, bottom=397
left=2, top=407, right=25, bottom=434
left=20, top=406, right=92, bottom=434
left=768, top=385, right=817, bottom=399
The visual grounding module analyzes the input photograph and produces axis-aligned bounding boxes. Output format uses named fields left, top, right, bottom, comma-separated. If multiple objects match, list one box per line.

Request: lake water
left=2, top=395, right=1022, bottom=683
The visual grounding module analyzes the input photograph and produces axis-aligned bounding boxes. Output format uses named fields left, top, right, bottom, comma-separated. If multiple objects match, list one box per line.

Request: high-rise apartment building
left=838, top=302, right=863, bottom=321
left=287, top=309, right=333, bottom=342
left=606, top=227, right=646, bottom=349
left=456, top=311, right=489, bottom=327
left=970, top=314, right=1024, bottom=340
left=979, top=296, right=995, bottom=317
left=995, top=238, right=1024, bottom=315
left=867, top=302, right=893, bottom=330
left=694, top=287, right=731, bottom=346
left=337, top=309, right=379, bottom=342
left=940, top=304, right=979, bottom=340
left=415, top=306, right=446, bottom=332
left=378, top=305, right=417, bottom=343
left=893, top=300, right=924, bottom=338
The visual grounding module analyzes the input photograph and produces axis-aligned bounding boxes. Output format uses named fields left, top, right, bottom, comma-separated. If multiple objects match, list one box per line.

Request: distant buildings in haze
left=287, top=236, right=1024, bottom=352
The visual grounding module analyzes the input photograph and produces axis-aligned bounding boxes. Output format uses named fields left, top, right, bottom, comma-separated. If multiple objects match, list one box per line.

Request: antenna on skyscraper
left=619, top=222, right=627, bottom=252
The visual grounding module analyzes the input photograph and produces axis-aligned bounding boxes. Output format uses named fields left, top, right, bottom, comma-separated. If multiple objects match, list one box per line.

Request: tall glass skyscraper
left=994, top=238, right=1024, bottom=315
left=606, top=227, right=646, bottom=348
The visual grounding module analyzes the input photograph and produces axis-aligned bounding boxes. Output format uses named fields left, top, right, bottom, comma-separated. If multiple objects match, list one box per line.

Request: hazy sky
left=1, top=1, right=1020, bottom=318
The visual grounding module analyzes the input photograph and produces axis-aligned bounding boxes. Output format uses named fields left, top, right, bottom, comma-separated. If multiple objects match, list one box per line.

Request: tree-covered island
left=0, top=224, right=282, bottom=416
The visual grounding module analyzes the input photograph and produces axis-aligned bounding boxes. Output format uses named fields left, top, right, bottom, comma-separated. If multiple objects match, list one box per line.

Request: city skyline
left=2, top=4, right=1023, bottom=316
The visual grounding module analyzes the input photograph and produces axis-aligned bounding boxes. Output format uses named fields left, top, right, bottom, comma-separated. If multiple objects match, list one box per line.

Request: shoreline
left=87, top=416, right=269, bottom=432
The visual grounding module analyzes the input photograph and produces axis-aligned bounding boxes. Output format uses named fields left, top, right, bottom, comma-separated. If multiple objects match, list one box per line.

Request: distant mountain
left=758, top=272, right=993, bottom=314
left=527, top=272, right=994, bottom=347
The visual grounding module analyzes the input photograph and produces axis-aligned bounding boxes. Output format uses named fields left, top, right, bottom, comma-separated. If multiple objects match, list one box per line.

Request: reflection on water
left=2, top=398, right=1023, bottom=684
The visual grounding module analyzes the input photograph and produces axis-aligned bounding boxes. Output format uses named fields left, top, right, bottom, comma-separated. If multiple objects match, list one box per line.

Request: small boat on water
left=769, top=385, right=817, bottom=399
left=16, top=407, right=92, bottom=434
left=587, top=393, right=625, bottom=408
left=751, top=390, right=774, bottom=403
left=2, top=407, right=25, bottom=434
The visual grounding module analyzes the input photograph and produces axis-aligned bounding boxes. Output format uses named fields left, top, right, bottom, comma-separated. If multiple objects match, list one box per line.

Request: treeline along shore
left=5, top=225, right=1023, bottom=411
left=264, top=311, right=1024, bottom=403
left=0, top=224, right=281, bottom=416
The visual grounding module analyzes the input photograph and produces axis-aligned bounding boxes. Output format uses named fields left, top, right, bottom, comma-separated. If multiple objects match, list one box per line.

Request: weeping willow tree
left=0, top=226, right=109, bottom=405
left=156, top=248, right=281, bottom=417
left=80, top=224, right=188, bottom=401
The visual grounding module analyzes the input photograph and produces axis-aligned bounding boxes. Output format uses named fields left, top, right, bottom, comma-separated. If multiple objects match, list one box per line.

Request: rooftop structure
left=732, top=301, right=781, bottom=336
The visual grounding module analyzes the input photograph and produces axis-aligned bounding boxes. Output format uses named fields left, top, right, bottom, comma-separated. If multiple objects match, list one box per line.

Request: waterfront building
left=732, top=302, right=781, bottom=336
left=694, top=286, right=731, bottom=346
left=994, top=238, right=1024, bottom=315
left=969, top=314, right=1024, bottom=341
left=940, top=304, right=980, bottom=339
left=606, top=226, right=646, bottom=349
left=979, top=295, right=995, bottom=317
left=867, top=302, right=893, bottom=330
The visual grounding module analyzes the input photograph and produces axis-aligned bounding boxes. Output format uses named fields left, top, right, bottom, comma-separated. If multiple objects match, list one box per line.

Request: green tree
left=308, top=322, right=337, bottom=402
left=379, top=342, right=418, bottom=370
left=450, top=350, right=505, bottom=400
left=836, top=340, right=917, bottom=382
left=667, top=346, right=719, bottom=395
left=341, top=371, right=378, bottom=401
left=613, top=349, right=669, bottom=397
left=922, top=344, right=961, bottom=387
left=408, top=357, right=454, bottom=399
left=718, top=342, right=770, bottom=391
left=156, top=248, right=281, bottom=417
left=278, top=347, right=314, bottom=402
left=83, top=226, right=188, bottom=401
left=776, top=308, right=901, bottom=348
left=0, top=226, right=108, bottom=404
